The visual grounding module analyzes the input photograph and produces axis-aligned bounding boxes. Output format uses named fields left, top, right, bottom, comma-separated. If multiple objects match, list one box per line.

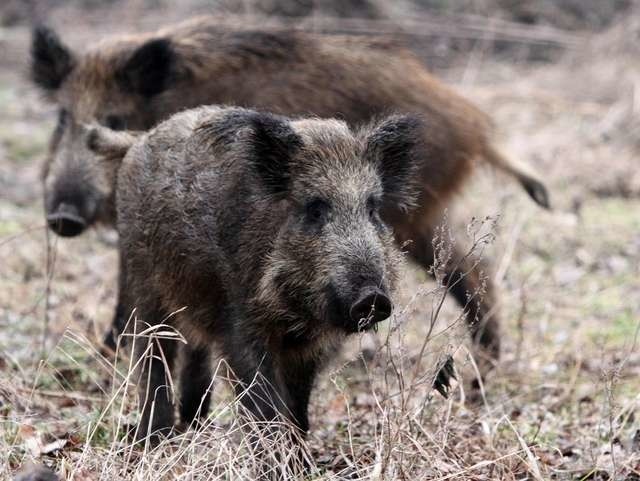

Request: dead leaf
left=18, top=424, right=68, bottom=458
left=70, top=467, right=99, bottom=481
left=40, top=439, right=67, bottom=456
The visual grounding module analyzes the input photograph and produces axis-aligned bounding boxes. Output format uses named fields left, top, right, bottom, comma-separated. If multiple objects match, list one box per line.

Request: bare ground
left=0, top=5, right=639, bottom=480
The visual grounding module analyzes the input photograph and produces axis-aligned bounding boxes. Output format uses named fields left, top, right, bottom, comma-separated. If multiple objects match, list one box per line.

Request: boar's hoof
left=433, top=355, right=456, bottom=398
left=350, top=287, right=392, bottom=330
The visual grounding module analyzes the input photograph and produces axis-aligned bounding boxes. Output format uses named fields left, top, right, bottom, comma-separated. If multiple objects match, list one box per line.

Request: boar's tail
left=483, top=144, right=551, bottom=209
left=86, top=125, right=139, bottom=161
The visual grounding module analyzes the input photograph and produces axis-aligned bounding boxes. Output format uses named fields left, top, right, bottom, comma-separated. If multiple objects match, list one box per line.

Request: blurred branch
left=1, top=10, right=585, bottom=51
left=302, top=14, right=585, bottom=48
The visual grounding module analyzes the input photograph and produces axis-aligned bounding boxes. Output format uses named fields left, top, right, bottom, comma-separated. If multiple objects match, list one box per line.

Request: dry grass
left=2, top=3, right=640, bottom=480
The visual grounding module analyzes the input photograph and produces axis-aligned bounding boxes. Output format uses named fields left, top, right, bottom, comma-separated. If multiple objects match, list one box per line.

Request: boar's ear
left=364, top=114, right=423, bottom=211
left=116, top=38, right=176, bottom=98
left=31, top=25, right=76, bottom=92
left=247, top=113, right=303, bottom=196
left=86, top=124, right=139, bottom=162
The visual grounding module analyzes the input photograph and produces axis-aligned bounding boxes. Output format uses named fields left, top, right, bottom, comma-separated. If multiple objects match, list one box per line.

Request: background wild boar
left=30, top=17, right=550, bottom=364
left=95, top=105, right=422, bottom=447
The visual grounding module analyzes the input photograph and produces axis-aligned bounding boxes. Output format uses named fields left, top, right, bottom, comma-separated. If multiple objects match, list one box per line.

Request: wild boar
left=31, top=17, right=550, bottom=364
left=92, top=106, right=422, bottom=451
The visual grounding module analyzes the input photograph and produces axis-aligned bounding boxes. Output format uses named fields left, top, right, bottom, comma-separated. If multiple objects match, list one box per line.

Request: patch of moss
left=0, top=219, right=22, bottom=237
left=582, top=199, right=640, bottom=231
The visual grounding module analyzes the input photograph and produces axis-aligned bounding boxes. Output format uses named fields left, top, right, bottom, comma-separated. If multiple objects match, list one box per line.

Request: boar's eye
left=104, top=114, right=127, bottom=131
left=304, top=198, right=330, bottom=226
left=58, top=108, right=69, bottom=127
left=367, top=195, right=382, bottom=222
left=53, top=108, right=69, bottom=139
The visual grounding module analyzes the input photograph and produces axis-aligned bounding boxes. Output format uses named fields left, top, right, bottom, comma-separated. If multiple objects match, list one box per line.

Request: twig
left=42, top=221, right=57, bottom=356
left=15, top=386, right=101, bottom=403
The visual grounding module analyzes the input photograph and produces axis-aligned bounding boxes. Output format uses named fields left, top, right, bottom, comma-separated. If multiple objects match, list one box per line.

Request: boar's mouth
left=46, top=202, right=88, bottom=237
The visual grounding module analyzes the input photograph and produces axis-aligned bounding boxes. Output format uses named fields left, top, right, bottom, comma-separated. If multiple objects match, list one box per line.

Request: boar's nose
left=46, top=203, right=87, bottom=237
left=350, top=287, right=392, bottom=329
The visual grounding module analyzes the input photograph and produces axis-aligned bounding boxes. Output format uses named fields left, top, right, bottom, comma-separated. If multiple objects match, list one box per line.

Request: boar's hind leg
left=404, top=225, right=501, bottom=367
left=179, top=345, right=213, bottom=425
left=133, top=302, right=178, bottom=443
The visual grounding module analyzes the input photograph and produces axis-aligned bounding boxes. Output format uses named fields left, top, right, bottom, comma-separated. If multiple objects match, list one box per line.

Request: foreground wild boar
left=31, top=18, right=550, bottom=363
left=94, top=106, right=421, bottom=447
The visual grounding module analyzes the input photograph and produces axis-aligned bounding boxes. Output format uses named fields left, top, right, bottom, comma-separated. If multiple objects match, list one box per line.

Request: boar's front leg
left=133, top=300, right=178, bottom=443
left=225, top=338, right=314, bottom=477
left=281, top=358, right=318, bottom=434
left=226, top=343, right=316, bottom=433
left=179, top=345, right=213, bottom=425
left=226, top=345, right=286, bottom=425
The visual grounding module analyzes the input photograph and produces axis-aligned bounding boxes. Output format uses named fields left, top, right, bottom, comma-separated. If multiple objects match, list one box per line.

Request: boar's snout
left=349, top=286, right=392, bottom=331
left=46, top=202, right=88, bottom=237
left=45, top=172, right=100, bottom=237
